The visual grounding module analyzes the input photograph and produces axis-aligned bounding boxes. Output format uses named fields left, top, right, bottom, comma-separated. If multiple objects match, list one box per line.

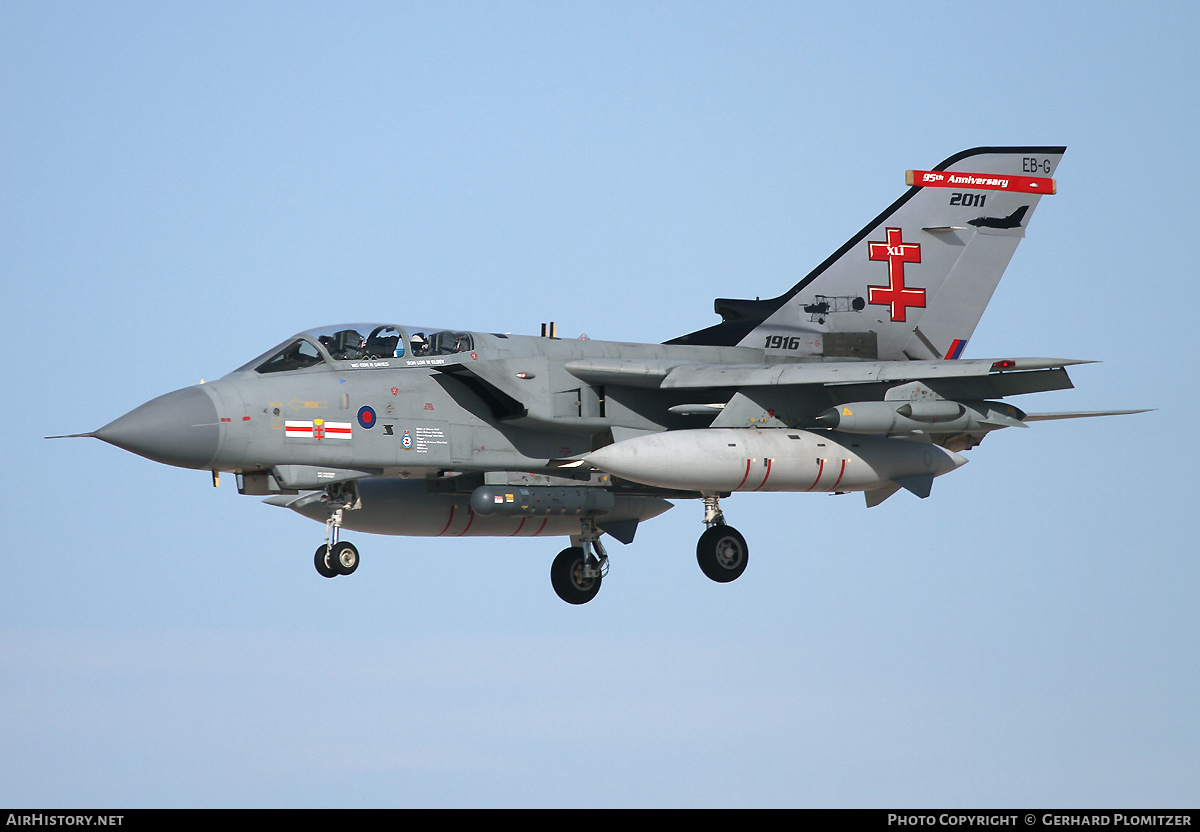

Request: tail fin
left=667, top=146, right=1065, bottom=361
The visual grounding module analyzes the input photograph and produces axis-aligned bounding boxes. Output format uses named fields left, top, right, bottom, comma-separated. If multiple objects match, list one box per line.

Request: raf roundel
left=357, top=406, right=376, bottom=429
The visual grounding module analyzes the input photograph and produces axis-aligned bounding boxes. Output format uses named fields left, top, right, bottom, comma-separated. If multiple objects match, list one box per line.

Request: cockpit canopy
left=313, top=324, right=405, bottom=361
left=244, top=323, right=476, bottom=374
left=254, top=339, right=325, bottom=374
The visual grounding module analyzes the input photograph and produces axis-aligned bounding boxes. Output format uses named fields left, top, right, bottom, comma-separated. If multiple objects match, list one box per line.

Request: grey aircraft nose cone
left=94, top=385, right=220, bottom=469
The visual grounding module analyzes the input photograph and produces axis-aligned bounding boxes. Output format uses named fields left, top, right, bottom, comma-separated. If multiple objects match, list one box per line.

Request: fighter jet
left=967, top=205, right=1030, bottom=229
left=59, top=146, right=1143, bottom=604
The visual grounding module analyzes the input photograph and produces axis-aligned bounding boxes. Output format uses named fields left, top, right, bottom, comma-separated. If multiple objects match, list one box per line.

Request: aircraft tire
left=314, top=545, right=339, bottom=579
left=696, top=525, right=749, bottom=583
left=550, top=546, right=601, bottom=605
left=332, top=541, right=360, bottom=576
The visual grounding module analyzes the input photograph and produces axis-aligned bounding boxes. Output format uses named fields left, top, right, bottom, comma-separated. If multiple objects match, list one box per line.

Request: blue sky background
left=3, top=2, right=1197, bottom=808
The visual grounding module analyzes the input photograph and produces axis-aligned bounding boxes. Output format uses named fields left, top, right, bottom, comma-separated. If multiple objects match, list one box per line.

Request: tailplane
left=667, top=146, right=1065, bottom=361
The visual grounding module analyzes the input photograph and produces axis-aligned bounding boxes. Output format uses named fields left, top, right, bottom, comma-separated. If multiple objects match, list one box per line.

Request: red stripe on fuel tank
left=735, top=459, right=752, bottom=491
left=829, top=459, right=847, bottom=490
left=457, top=508, right=475, bottom=536
left=805, top=458, right=826, bottom=491
left=437, top=505, right=456, bottom=536
left=753, top=458, right=773, bottom=491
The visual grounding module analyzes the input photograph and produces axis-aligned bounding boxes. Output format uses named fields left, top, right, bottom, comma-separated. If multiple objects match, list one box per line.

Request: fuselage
left=108, top=322, right=765, bottom=477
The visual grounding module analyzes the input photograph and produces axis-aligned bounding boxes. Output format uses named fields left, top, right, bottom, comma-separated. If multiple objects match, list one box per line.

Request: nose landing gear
left=312, top=483, right=361, bottom=579
left=314, top=540, right=360, bottom=577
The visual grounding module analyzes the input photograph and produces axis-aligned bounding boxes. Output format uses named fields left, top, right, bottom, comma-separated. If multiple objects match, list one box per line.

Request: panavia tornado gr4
left=62, top=146, right=1142, bottom=604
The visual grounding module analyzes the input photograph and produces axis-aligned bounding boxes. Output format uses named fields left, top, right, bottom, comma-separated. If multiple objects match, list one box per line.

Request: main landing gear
left=695, top=495, right=749, bottom=583
left=548, top=499, right=749, bottom=605
left=550, top=519, right=608, bottom=604
left=313, top=483, right=361, bottom=579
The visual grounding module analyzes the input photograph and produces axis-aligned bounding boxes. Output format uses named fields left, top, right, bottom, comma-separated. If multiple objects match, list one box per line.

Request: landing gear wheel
left=331, top=541, right=359, bottom=575
left=697, top=525, right=749, bottom=583
left=314, top=545, right=338, bottom=578
left=550, top=546, right=602, bottom=605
